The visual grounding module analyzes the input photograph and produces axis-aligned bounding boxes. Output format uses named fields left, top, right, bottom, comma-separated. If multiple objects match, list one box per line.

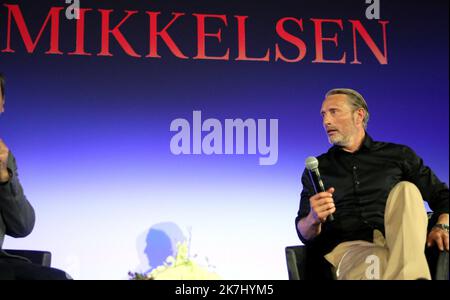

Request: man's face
left=320, top=94, right=360, bottom=147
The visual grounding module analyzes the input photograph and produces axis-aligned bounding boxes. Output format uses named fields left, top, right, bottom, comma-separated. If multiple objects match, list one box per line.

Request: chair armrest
left=285, top=246, right=303, bottom=280
left=285, top=245, right=336, bottom=280
left=286, top=245, right=323, bottom=280
left=435, top=250, right=449, bottom=280
left=3, top=249, right=52, bottom=267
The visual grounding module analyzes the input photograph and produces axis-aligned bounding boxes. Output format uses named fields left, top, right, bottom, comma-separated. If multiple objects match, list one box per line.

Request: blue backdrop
left=0, top=0, right=448, bottom=279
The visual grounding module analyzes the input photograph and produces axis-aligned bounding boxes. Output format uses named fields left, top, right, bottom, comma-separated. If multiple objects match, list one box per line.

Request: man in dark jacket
left=0, top=73, right=70, bottom=279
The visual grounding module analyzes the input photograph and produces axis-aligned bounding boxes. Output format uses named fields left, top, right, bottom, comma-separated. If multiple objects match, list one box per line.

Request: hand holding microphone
left=305, top=157, right=335, bottom=223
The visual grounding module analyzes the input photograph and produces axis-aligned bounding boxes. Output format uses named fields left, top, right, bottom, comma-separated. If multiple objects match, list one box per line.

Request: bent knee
left=388, top=181, right=425, bottom=208
left=392, top=181, right=420, bottom=194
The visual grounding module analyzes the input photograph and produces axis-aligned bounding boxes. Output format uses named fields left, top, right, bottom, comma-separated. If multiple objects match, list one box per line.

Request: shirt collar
left=329, top=132, right=374, bottom=154
left=361, top=133, right=374, bottom=150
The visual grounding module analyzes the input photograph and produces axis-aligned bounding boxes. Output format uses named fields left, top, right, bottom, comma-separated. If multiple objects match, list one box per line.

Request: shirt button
left=353, top=166, right=358, bottom=170
left=356, top=181, right=360, bottom=185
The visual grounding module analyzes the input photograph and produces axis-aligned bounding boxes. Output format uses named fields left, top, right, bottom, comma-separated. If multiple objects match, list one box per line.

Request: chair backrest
left=3, top=249, right=52, bottom=267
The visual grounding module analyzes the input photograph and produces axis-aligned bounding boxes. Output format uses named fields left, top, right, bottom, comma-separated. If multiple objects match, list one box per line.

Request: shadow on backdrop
left=135, top=222, right=186, bottom=275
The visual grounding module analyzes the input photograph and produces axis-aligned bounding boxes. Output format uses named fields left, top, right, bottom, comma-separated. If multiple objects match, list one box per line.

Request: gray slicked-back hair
left=325, top=88, right=370, bottom=129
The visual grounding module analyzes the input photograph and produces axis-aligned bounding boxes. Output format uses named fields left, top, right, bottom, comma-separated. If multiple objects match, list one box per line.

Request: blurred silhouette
left=136, top=222, right=186, bottom=275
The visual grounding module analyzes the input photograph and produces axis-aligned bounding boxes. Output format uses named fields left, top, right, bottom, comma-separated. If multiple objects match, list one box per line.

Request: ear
left=354, top=108, right=365, bottom=126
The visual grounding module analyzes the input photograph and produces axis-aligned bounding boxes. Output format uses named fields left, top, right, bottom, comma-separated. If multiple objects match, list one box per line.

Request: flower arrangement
left=129, top=240, right=220, bottom=280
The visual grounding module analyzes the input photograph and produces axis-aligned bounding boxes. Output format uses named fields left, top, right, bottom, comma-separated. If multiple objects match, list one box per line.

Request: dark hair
left=0, top=73, right=4, bottom=100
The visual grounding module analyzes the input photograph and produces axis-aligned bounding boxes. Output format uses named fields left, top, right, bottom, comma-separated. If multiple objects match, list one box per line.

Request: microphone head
left=305, top=156, right=319, bottom=170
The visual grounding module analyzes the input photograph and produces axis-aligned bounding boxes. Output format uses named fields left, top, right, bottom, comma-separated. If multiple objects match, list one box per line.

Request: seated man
left=0, top=73, right=70, bottom=280
left=296, top=88, right=449, bottom=280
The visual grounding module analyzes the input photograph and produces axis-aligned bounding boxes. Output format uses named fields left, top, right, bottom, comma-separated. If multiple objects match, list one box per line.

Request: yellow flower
left=149, top=241, right=221, bottom=280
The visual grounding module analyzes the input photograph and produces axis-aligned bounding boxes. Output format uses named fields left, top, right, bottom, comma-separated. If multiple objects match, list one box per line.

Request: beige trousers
left=324, top=181, right=431, bottom=280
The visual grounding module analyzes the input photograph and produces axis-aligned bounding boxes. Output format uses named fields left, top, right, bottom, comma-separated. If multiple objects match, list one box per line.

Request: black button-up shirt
left=295, top=134, right=449, bottom=255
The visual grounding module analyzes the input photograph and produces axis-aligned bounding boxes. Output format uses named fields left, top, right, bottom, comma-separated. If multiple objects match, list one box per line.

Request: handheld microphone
left=305, top=156, right=334, bottom=222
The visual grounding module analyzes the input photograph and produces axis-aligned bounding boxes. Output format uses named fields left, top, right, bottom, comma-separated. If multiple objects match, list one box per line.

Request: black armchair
left=287, top=213, right=449, bottom=280
left=3, top=249, right=52, bottom=267
left=1, top=249, right=71, bottom=280
left=285, top=244, right=448, bottom=280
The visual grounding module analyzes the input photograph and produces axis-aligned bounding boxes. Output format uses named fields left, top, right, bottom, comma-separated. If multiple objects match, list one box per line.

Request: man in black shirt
left=296, top=88, right=449, bottom=280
